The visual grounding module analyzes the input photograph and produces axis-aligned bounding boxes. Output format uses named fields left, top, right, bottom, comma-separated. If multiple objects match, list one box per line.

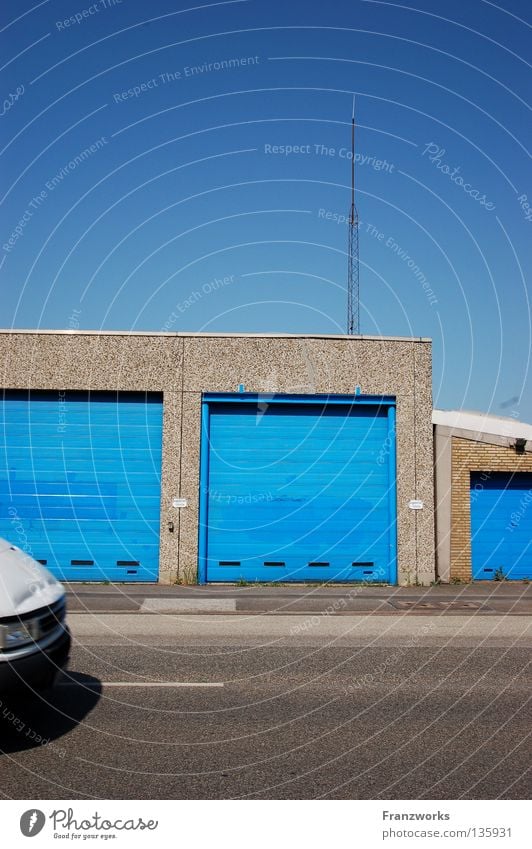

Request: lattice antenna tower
left=347, top=96, right=360, bottom=335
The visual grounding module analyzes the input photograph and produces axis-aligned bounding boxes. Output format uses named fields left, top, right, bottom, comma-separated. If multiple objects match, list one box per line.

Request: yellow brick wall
left=450, top=437, right=532, bottom=580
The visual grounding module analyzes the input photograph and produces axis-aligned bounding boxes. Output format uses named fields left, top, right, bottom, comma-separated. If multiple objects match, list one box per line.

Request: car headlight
left=0, top=620, right=38, bottom=650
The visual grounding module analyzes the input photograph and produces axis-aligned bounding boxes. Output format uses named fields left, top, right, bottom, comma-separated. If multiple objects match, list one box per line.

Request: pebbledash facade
left=0, top=330, right=434, bottom=586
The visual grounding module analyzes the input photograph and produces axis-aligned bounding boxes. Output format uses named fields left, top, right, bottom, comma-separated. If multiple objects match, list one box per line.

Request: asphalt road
left=1, top=614, right=530, bottom=800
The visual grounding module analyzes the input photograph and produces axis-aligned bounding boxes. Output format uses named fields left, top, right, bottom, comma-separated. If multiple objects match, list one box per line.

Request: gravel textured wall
left=0, top=331, right=434, bottom=585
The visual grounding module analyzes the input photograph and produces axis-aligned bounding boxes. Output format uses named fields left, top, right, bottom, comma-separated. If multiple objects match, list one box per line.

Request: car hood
left=0, top=538, right=65, bottom=617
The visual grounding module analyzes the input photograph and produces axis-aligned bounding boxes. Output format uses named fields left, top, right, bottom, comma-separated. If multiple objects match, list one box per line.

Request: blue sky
left=1, top=0, right=530, bottom=419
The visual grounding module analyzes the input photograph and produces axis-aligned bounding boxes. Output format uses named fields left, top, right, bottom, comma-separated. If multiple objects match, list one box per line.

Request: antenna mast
left=347, top=96, right=360, bottom=335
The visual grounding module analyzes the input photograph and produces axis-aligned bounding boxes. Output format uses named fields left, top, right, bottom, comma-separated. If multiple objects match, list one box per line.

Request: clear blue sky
left=1, top=0, right=530, bottom=420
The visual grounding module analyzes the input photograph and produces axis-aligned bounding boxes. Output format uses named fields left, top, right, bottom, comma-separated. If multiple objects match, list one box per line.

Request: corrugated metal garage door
left=471, top=471, right=532, bottom=580
left=0, top=390, right=163, bottom=582
left=200, top=395, right=396, bottom=583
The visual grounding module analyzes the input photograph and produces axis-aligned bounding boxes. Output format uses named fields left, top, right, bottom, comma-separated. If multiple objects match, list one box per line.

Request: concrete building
left=434, top=409, right=532, bottom=582
left=0, top=330, right=434, bottom=586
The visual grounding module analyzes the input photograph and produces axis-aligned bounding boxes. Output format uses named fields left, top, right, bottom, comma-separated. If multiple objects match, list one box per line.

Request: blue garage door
left=200, top=395, right=397, bottom=583
left=471, top=472, right=532, bottom=580
left=0, top=390, right=163, bottom=582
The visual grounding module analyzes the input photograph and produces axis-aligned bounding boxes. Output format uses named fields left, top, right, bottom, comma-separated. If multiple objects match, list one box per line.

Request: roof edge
left=0, top=329, right=432, bottom=342
left=433, top=408, right=532, bottom=441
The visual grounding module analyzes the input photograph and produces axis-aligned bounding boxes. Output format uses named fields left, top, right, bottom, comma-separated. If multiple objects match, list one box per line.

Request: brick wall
left=450, top=437, right=532, bottom=580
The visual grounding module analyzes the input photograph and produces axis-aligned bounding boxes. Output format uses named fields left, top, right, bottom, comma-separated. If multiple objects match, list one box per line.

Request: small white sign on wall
left=172, top=497, right=188, bottom=508
left=408, top=499, right=424, bottom=510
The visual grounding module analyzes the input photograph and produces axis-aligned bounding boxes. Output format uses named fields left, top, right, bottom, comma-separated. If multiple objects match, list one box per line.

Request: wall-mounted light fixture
left=514, top=437, right=527, bottom=454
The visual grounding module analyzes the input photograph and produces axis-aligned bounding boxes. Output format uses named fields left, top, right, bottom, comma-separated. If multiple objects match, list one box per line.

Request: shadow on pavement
left=0, top=672, right=101, bottom=755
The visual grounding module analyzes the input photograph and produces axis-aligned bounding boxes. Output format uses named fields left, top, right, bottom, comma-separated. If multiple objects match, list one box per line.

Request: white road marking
left=58, top=681, right=223, bottom=688
left=140, top=598, right=236, bottom=612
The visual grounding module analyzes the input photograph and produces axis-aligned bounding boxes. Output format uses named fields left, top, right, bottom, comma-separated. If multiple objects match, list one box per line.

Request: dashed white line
left=58, top=681, right=223, bottom=688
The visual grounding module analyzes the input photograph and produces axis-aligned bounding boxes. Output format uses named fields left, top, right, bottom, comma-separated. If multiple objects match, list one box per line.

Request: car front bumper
left=0, top=627, right=71, bottom=693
